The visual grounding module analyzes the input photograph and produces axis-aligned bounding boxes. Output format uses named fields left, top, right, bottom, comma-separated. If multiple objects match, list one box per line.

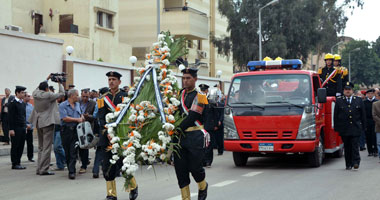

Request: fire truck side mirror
left=317, top=88, right=327, bottom=103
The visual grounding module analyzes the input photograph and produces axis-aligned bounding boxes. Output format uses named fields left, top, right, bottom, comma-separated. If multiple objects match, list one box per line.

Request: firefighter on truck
left=318, top=53, right=343, bottom=97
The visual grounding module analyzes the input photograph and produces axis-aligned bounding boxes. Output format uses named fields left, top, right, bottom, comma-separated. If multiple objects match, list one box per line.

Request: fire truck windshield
left=228, top=74, right=312, bottom=108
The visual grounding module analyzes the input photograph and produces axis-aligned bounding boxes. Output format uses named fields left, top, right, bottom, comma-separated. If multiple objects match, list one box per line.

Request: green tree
left=341, top=40, right=380, bottom=87
left=372, top=36, right=380, bottom=57
left=213, top=0, right=364, bottom=69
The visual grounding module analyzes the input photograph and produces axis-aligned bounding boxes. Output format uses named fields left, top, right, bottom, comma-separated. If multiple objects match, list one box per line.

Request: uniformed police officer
left=97, top=71, right=138, bottom=200
left=333, top=54, right=349, bottom=88
left=175, top=68, right=208, bottom=200
left=334, top=82, right=366, bottom=170
left=363, top=89, right=378, bottom=156
left=8, top=86, right=27, bottom=170
left=318, top=53, right=343, bottom=96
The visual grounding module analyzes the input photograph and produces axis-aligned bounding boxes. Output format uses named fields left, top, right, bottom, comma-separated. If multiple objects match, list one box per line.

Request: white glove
left=336, top=93, right=341, bottom=97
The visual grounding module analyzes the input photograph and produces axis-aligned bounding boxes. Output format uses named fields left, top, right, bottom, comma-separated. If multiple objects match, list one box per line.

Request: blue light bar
left=247, top=59, right=303, bottom=71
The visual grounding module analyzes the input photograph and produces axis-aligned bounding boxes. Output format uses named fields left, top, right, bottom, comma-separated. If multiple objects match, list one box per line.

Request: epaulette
left=317, top=67, right=322, bottom=74
left=197, top=93, right=208, bottom=105
left=97, top=97, right=105, bottom=108
left=334, top=66, right=342, bottom=74
left=341, top=67, right=348, bottom=76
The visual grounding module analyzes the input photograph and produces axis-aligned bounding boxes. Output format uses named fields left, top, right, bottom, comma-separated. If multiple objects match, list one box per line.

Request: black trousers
left=174, top=130, right=206, bottom=188
left=341, top=136, right=361, bottom=167
left=215, top=126, right=224, bottom=154
left=102, top=149, right=122, bottom=181
left=365, top=124, right=378, bottom=154
left=1, top=113, right=10, bottom=143
left=61, top=126, right=78, bottom=174
left=10, top=128, right=26, bottom=166
left=79, top=149, right=89, bottom=169
left=203, top=130, right=215, bottom=166
left=26, top=129, right=34, bottom=160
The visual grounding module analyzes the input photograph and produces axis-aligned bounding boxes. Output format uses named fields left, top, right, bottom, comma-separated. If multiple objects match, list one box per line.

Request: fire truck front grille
left=282, top=131, right=293, bottom=138
left=242, top=131, right=253, bottom=138
left=256, top=131, right=278, bottom=138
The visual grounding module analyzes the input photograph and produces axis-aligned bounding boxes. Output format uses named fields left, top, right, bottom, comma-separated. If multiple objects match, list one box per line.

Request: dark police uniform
left=318, top=66, right=342, bottom=96
left=8, top=86, right=27, bottom=169
left=97, top=71, right=138, bottom=200
left=363, top=89, right=378, bottom=156
left=334, top=82, right=366, bottom=169
left=174, top=68, right=208, bottom=200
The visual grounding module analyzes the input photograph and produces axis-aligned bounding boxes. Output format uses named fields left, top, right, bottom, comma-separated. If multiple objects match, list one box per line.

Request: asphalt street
left=0, top=149, right=379, bottom=200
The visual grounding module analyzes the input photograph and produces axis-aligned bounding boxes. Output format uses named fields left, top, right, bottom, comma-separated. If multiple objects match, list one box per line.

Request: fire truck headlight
left=296, top=110, right=316, bottom=140
left=223, top=110, right=240, bottom=140
left=224, top=127, right=239, bottom=139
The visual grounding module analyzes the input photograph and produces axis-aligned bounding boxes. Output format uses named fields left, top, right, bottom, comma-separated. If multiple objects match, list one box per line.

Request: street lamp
left=258, top=0, right=279, bottom=60
left=348, top=47, right=360, bottom=82
left=129, top=56, right=137, bottom=67
left=66, top=46, right=74, bottom=56
left=330, top=41, right=343, bottom=54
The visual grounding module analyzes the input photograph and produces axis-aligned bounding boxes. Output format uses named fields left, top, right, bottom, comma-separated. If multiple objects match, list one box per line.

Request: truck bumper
left=224, top=140, right=317, bottom=153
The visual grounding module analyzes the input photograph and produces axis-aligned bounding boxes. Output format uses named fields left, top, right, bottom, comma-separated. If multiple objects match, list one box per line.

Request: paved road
left=0, top=149, right=379, bottom=200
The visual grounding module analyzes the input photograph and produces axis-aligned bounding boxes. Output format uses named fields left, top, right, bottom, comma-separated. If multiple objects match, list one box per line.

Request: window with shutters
left=96, top=11, right=113, bottom=29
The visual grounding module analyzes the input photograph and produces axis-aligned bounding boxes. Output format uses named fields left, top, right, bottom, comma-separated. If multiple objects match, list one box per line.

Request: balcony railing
left=163, top=7, right=207, bottom=16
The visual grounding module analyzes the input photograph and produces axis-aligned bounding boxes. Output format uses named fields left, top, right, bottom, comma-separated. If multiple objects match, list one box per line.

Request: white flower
left=110, top=137, right=120, bottom=144
left=112, top=143, right=120, bottom=149
left=146, top=75, right=151, bottom=81
left=179, top=64, right=186, bottom=72
left=132, top=131, right=141, bottom=139
left=148, top=156, right=156, bottom=163
left=112, top=155, right=120, bottom=161
left=128, top=114, right=137, bottom=122
left=105, top=113, right=114, bottom=123
left=113, top=111, right=121, bottom=118
left=134, top=77, right=141, bottom=83
left=158, top=34, right=166, bottom=41
left=128, top=90, right=135, bottom=96
left=108, top=127, right=115, bottom=135
left=144, top=60, right=152, bottom=66
left=168, top=115, right=175, bottom=122
left=163, top=123, right=175, bottom=131
left=147, top=112, right=156, bottom=118
left=162, top=59, right=170, bottom=66
left=123, top=97, right=131, bottom=103
left=160, top=154, right=166, bottom=160
left=109, top=159, right=116, bottom=164
left=137, top=115, right=145, bottom=122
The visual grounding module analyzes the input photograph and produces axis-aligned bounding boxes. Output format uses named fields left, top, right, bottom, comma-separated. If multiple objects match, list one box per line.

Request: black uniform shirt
left=364, top=97, right=378, bottom=125
left=8, top=98, right=26, bottom=130
left=318, top=66, right=342, bottom=96
left=97, top=90, right=127, bottom=146
left=179, top=89, right=206, bottom=131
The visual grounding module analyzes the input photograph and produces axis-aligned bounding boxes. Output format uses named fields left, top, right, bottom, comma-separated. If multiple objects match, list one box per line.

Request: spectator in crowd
left=182, top=1, right=188, bottom=11
left=59, top=89, right=84, bottom=180
left=78, top=89, right=98, bottom=174
left=8, top=86, right=27, bottom=170
left=69, top=85, right=75, bottom=90
left=364, top=89, right=378, bottom=157
left=54, top=95, right=66, bottom=171
left=1, top=88, right=14, bottom=145
left=49, top=86, right=55, bottom=93
left=201, top=84, right=215, bottom=167
left=215, top=93, right=225, bottom=156
left=376, top=91, right=380, bottom=101
left=30, top=75, right=65, bottom=176
left=24, top=92, right=34, bottom=162
left=90, top=89, right=99, bottom=101
left=355, top=90, right=364, bottom=99
left=372, top=96, right=380, bottom=162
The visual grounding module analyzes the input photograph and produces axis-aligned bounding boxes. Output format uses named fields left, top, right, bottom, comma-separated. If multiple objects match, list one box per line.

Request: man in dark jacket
left=334, top=82, right=366, bottom=170
left=200, top=84, right=216, bottom=167
left=1, top=88, right=15, bottom=145
left=363, top=89, right=378, bottom=156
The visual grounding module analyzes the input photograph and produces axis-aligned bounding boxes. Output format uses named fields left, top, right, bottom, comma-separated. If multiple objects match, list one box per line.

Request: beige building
left=0, top=0, right=132, bottom=65
left=119, top=0, right=233, bottom=79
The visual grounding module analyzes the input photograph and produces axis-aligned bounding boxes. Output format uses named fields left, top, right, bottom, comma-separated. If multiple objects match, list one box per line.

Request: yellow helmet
left=263, top=56, right=272, bottom=61
left=275, top=57, right=283, bottom=60
left=324, top=53, right=334, bottom=60
left=334, top=54, right=341, bottom=61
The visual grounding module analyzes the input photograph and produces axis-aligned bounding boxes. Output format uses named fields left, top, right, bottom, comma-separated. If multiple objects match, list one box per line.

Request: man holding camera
left=30, top=74, right=65, bottom=175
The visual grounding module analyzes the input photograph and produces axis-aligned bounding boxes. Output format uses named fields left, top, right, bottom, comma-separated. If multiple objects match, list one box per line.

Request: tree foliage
left=341, top=39, right=380, bottom=87
left=213, top=0, right=364, bottom=69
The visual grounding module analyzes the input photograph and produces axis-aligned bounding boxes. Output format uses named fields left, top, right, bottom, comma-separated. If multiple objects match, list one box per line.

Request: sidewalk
left=0, top=132, right=39, bottom=156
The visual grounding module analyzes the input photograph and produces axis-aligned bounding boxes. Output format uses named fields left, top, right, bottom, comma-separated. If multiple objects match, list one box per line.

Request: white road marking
left=211, top=180, right=237, bottom=187
left=242, top=171, right=263, bottom=177
left=166, top=193, right=197, bottom=200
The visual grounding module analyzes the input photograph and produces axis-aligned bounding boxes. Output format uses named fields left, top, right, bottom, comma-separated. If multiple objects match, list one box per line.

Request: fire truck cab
left=224, top=59, right=343, bottom=167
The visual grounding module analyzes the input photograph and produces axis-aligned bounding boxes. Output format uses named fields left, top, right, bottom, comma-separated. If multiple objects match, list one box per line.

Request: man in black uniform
left=200, top=84, right=215, bottom=168
left=8, top=86, right=27, bottom=170
left=175, top=68, right=208, bottom=200
left=318, top=53, right=342, bottom=97
left=363, top=89, right=378, bottom=156
left=97, top=71, right=138, bottom=200
left=334, top=82, right=366, bottom=170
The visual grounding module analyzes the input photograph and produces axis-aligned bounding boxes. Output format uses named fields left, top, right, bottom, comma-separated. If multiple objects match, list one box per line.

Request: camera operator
left=29, top=74, right=65, bottom=175
left=59, top=89, right=84, bottom=180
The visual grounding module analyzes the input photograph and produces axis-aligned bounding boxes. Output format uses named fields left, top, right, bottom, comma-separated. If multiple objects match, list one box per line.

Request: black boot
left=129, top=186, right=138, bottom=200
left=198, top=183, right=208, bottom=200
left=106, top=196, right=117, bottom=200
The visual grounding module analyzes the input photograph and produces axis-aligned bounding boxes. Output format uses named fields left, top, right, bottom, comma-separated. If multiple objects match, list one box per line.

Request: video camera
left=50, top=73, right=66, bottom=83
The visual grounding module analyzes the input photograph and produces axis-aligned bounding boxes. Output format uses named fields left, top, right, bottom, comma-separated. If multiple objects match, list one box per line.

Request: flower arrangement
left=105, top=31, right=188, bottom=189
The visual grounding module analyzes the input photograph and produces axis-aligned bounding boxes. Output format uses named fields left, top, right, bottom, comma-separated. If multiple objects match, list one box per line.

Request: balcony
left=162, top=7, right=208, bottom=40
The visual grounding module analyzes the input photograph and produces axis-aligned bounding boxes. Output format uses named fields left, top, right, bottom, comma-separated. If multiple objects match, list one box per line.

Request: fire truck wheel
left=307, top=137, right=324, bottom=168
left=233, top=152, right=248, bottom=167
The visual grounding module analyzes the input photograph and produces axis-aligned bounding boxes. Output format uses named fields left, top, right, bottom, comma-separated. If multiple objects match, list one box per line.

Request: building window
left=59, top=14, right=73, bottom=33
left=197, top=40, right=202, bottom=50
left=97, top=11, right=113, bottom=29
left=187, top=40, right=193, bottom=48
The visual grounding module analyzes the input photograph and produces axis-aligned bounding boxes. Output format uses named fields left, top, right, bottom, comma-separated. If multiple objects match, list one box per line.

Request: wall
left=0, top=29, right=63, bottom=94
left=0, top=0, right=13, bottom=29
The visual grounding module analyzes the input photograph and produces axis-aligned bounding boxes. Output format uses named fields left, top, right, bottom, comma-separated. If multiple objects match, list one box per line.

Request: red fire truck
left=224, top=59, right=343, bottom=167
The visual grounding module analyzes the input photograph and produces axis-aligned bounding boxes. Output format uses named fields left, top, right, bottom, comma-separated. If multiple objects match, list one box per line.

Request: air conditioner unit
left=5, top=25, right=23, bottom=32
left=197, top=50, right=208, bottom=59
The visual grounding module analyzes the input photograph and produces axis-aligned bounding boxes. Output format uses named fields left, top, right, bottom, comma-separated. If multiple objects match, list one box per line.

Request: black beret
left=199, top=84, right=209, bottom=90
left=106, top=71, right=122, bottom=79
left=366, top=89, right=375, bottom=93
left=181, top=68, right=198, bottom=76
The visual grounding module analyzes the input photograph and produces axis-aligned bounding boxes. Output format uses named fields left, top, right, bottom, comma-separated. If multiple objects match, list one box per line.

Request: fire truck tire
left=308, top=137, right=324, bottom=167
left=332, top=146, right=344, bottom=158
left=233, top=152, right=248, bottom=166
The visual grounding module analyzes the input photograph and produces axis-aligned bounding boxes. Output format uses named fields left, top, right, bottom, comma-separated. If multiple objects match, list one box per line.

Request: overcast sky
left=341, top=0, right=380, bottom=42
